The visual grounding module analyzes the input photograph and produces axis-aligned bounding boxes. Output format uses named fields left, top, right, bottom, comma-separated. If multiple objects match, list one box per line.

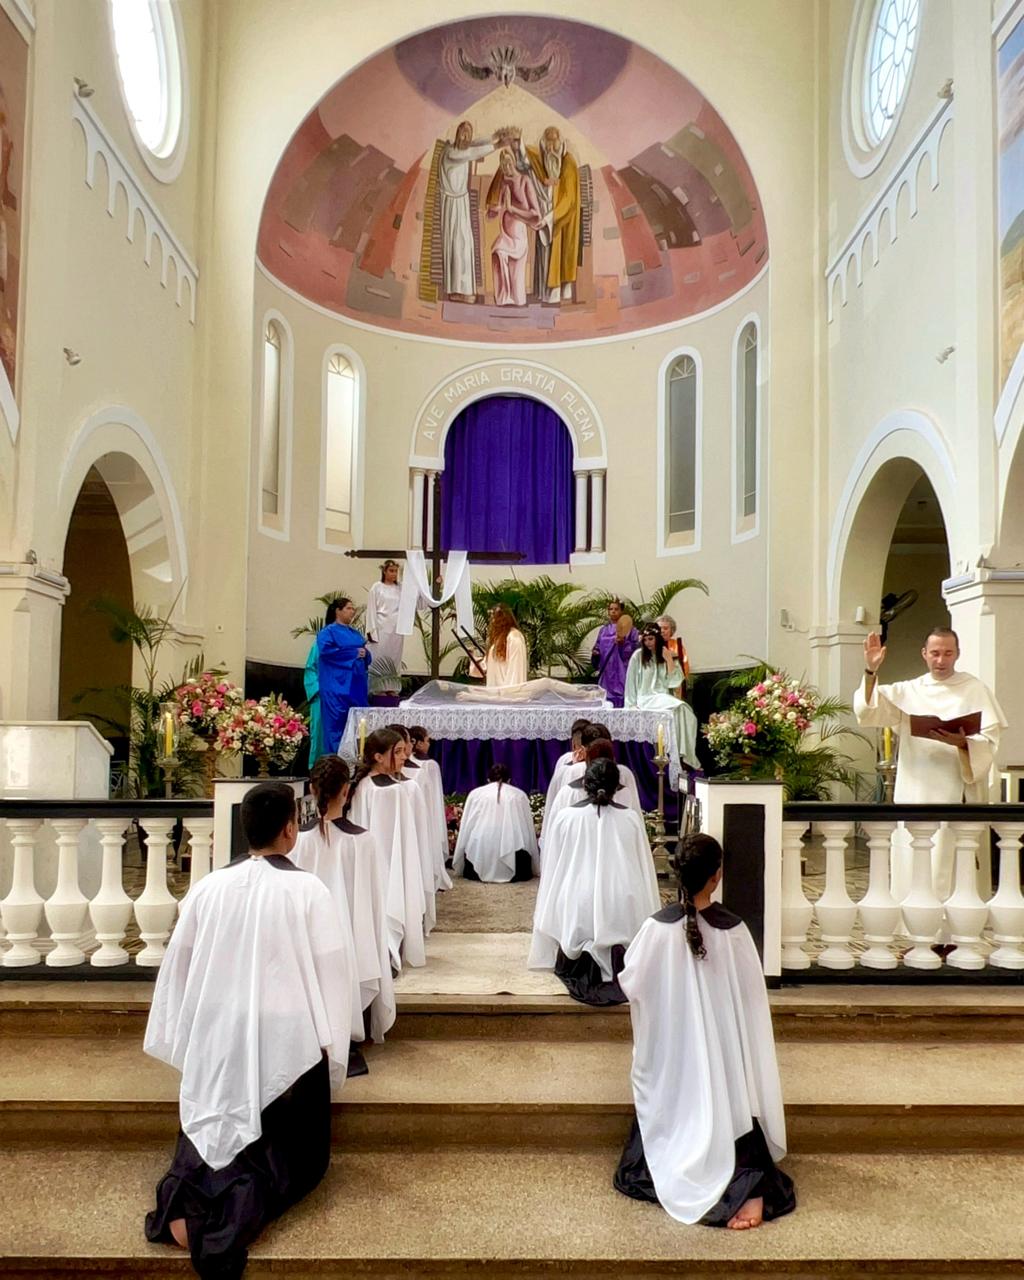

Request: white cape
left=399, top=774, right=439, bottom=933
left=529, top=801, right=659, bottom=978
left=619, top=907, right=787, bottom=1224
left=543, top=761, right=644, bottom=841
left=292, top=821, right=397, bottom=1042
left=453, top=781, right=539, bottom=881
left=404, top=759, right=453, bottom=892
left=144, top=857, right=355, bottom=1171
left=349, top=778, right=427, bottom=969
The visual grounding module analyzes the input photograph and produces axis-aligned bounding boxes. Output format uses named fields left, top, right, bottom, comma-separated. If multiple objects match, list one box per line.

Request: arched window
left=259, top=320, right=285, bottom=529
left=864, top=0, right=920, bottom=147
left=109, top=0, right=186, bottom=175
left=323, top=351, right=358, bottom=545
left=735, top=320, right=759, bottom=537
left=666, top=354, right=698, bottom=543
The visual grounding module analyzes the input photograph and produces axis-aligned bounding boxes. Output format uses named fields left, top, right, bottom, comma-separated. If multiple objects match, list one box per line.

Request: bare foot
left=169, top=1218, right=189, bottom=1249
left=727, top=1196, right=763, bottom=1230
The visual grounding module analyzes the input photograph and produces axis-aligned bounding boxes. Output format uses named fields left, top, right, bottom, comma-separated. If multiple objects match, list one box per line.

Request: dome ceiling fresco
left=257, top=17, right=768, bottom=344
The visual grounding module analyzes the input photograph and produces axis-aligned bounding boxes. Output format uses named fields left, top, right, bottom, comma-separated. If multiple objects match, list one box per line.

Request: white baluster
left=89, top=819, right=133, bottom=967
left=813, top=821, right=856, bottom=969
left=857, top=821, right=901, bottom=969
left=780, top=822, right=812, bottom=969
left=44, top=819, right=89, bottom=966
left=901, top=821, right=943, bottom=969
left=988, top=822, right=1024, bottom=970
left=944, top=822, right=989, bottom=970
left=1, top=819, right=44, bottom=966
left=185, top=816, right=214, bottom=892
left=133, top=818, right=178, bottom=967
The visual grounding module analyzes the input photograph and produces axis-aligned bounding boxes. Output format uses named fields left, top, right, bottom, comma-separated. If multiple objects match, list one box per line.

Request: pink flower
left=216, top=683, right=227, bottom=693
left=753, top=683, right=765, bottom=695
left=191, top=700, right=203, bottom=716
left=743, top=721, right=758, bottom=736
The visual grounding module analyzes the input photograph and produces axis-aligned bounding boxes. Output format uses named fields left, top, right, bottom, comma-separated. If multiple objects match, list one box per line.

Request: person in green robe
left=624, top=624, right=699, bottom=769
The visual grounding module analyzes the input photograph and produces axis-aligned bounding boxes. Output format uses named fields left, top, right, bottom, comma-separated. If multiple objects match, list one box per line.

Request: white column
left=944, top=822, right=988, bottom=970
left=1, top=819, right=44, bottom=966
left=409, top=470, right=425, bottom=550
left=185, top=816, right=214, bottom=891
left=133, top=818, right=179, bottom=967
left=900, top=821, right=944, bottom=969
left=44, top=818, right=89, bottom=966
left=780, top=821, right=812, bottom=969
left=424, top=471, right=436, bottom=551
left=814, top=821, right=857, bottom=969
left=857, top=821, right=900, bottom=969
left=988, top=822, right=1024, bottom=970
left=89, top=819, right=133, bottom=967
left=574, top=472, right=589, bottom=552
left=590, top=470, right=606, bottom=552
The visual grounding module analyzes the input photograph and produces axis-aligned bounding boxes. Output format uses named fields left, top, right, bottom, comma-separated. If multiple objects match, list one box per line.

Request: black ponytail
left=347, top=728, right=401, bottom=812
left=673, top=833, right=723, bottom=959
left=488, top=762, right=511, bottom=802
left=310, top=754, right=350, bottom=839
left=583, top=758, right=620, bottom=816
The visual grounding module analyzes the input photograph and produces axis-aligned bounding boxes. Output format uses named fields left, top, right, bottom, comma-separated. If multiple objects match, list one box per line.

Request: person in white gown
left=365, top=560, right=404, bottom=672
left=542, top=717, right=591, bottom=821
left=387, top=724, right=446, bottom=920
left=144, top=783, right=356, bottom=1276
left=348, top=729, right=428, bottom=971
left=410, top=725, right=455, bottom=870
left=453, top=764, right=539, bottom=882
left=614, top=833, right=796, bottom=1229
left=545, top=738, right=644, bottom=836
left=478, top=604, right=529, bottom=689
left=293, top=755, right=396, bottom=1044
left=530, top=759, right=660, bottom=1004
left=624, top=624, right=700, bottom=768
left=393, top=723, right=451, bottom=893
left=855, top=626, right=1006, bottom=901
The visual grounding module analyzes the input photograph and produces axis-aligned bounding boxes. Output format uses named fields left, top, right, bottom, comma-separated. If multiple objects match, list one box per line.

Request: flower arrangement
left=217, top=694, right=308, bottom=772
left=705, top=673, right=817, bottom=767
left=173, top=672, right=243, bottom=741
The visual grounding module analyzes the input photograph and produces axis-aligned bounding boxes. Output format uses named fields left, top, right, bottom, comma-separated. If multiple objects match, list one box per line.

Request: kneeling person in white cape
left=855, top=626, right=1006, bottom=900
left=614, top=833, right=795, bottom=1229
left=143, top=783, right=357, bottom=1278
left=529, top=758, right=660, bottom=1005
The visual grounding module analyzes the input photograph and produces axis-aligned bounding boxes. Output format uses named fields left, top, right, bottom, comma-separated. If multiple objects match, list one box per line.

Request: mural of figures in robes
left=257, top=16, right=768, bottom=344
left=998, top=10, right=1024, bottom=392
left=0, top=7, right=27, bottom=408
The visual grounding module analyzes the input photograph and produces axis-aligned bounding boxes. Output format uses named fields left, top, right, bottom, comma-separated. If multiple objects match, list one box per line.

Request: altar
left=337, top=704, right=683, bottom=810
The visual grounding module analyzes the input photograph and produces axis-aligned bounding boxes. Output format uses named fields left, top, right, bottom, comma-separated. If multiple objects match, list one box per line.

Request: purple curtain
left=442, top=396, right=574, bottom=564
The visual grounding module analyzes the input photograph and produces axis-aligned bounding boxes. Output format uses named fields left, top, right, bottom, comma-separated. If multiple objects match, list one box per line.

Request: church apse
left=257, top=17, right=767, bottom=344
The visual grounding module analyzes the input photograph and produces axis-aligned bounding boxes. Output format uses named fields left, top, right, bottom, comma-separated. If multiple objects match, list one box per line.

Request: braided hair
left=348, top=727, right=402, bottom=803
left=673, top=833, right=723, bottom=959
left=488, top=762, right=511, bottom=801
left=310, top=754, right=350, bottom=839
left=583, top=758, right=620, bottom=813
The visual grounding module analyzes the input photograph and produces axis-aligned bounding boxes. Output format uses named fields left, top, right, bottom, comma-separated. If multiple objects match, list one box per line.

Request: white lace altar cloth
left=337, top=703, right=680, bottom=788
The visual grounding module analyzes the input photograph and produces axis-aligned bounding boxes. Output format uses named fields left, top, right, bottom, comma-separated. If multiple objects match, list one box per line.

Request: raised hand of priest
left=863, top=632, right=886, bottom=673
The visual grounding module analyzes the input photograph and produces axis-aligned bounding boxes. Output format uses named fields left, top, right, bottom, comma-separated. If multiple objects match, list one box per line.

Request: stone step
left=4, top=1034, right=1024, bottom=1153
left=4, top=980, right=1024, bottom=1039
left=0, top=1144, right=1020, bottom=1278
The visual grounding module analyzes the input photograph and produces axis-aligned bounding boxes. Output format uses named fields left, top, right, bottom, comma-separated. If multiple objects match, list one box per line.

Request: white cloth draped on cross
left=396, top=548, right=474, bottom=637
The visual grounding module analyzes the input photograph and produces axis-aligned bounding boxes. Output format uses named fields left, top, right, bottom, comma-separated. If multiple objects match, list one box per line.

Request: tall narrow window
left=324, top=351, right=357, bottom=543
left=736, top=321, right=759, bottom=532
left=260, top=321, right=282, bottom=520
left=667, top=355, right=698, bottom=540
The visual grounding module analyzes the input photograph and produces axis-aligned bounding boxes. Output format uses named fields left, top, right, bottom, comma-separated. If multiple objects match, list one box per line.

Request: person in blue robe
left=315, top=598, right=370, bottom=756
left=304, top=600, right=345, bottom=768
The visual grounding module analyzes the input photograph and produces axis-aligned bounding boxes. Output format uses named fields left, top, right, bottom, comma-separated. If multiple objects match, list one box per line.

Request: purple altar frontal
left=337, top=705, right=682, bottom=813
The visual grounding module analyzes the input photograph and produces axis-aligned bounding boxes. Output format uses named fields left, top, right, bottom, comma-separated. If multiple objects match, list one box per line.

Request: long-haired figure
left=624, top=623, right=699, bottom=768
left=292, top=754, right=397, bottom=1043
left=478, top=604, right=529, bottom=689
left=543, top=736, right=644, bottom=837
left=347, top=728, right=427, bottom=970
left=315, top=597, right=371, bottom=758
left=614, top=833, right=795, bottom=1230
left=388, top=723, right=448, bottom=917
left=365, top=559, right=404, bottom=672
left=453, top=763, right=539, bottom=882
left=408, top=725, right=454, bottom=885
left=529, top=758, right=659, bottom=1005
left=303, top=598, right=345, bottom=767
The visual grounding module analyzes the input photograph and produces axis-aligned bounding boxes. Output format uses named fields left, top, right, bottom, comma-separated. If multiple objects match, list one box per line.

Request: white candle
left=358, top=717, right=367, bottom=757
left=656, top=723, right=665, bottom=757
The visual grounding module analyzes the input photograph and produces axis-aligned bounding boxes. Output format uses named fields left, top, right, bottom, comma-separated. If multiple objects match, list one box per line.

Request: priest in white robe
left=855, top=627, right=1006, bottom=899
left=614, top=832, right=795, bottom=1229
left=453, top=765, right=539, bottom=882
left=530, top=759, right=660, bottom=1004
left=144, top=783, right=356, bottom=1277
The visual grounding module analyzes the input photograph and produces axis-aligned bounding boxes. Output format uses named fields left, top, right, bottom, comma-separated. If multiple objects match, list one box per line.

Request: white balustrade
left=1, top=819, right=44, bottom=966
left=987, top=822, right=1024, bottom=970
left=44, top=818, right=89, bottom=966
left=857, top=822, right=901, bottom=969
left=132, top=818, right=180, bottom=967
left=944, top=823, right=989, bottom=970
left=780, top=822, right=812, bottom=969
left=813, top=821, right=857, bottom=969
left=185, top=817, right=214, bottom=891
left=900, top=821, right=944, bottom=969
left=89, top=818, right=133, bottom=967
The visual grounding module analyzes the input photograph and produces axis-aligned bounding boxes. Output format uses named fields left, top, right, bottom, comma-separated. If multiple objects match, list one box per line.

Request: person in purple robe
left=591, top=599, right=639, bottom=708
left=317, top=598, right=371, bottom=753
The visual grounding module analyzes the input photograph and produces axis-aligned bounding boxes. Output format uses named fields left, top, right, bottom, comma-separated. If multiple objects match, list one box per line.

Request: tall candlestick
left=656, top=723, right=665, bottom=757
